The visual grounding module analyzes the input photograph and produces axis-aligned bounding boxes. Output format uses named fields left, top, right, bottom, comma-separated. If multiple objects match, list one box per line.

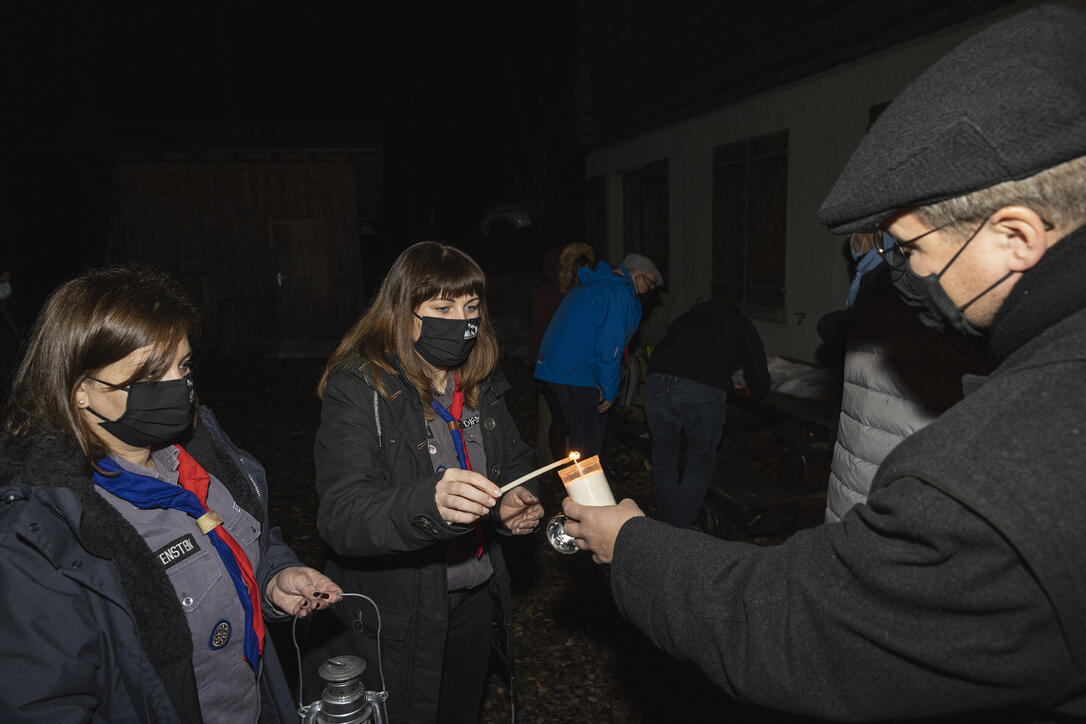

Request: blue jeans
left=644, top=373, right=727, bottom=528
left=546, top=382, right=609, bottom=459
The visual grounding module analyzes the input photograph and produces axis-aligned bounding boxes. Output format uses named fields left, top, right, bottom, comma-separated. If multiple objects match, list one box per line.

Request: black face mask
left=414, top=315, right=479, bottom=369
left=889, top=217, right=1009, bottom=337
left=87, top=375, right=195, bottom=448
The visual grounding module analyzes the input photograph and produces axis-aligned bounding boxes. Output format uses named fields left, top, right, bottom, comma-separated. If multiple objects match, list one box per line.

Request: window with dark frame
left=711, top=129, right=788, bottom=316
left=622, top=159, right=668, bottom=282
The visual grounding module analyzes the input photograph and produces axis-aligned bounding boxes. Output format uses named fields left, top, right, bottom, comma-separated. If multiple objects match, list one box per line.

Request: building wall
left=585, top=5, right=1033, bottom=361
left=111, top=152, right=381, bottom=351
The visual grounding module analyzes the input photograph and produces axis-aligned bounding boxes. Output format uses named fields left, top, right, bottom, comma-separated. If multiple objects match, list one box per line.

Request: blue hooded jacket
left=534, top=261, right=642, bottom=402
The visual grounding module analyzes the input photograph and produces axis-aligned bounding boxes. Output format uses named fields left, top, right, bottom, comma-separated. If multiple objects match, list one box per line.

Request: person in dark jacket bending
left=564, top=6, right=1086, bottom=721
left=644, top=300, right=770, bottom=528
left=304, top=241, right=543, bottom=723
left=0, top=266, right=338, bottom=723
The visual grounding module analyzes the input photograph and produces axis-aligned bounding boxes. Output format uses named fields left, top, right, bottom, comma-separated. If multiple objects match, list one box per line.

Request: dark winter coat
left=609, top=225, right=1086, bottom=722
left=305, top=359, right=535, bottom=723
left=0, top=407, right=300, bottom=723
left=647, top=299, right=770, bottom=399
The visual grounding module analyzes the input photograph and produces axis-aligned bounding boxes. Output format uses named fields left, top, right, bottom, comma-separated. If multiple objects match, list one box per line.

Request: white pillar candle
left=563, top=469, right=616, bottom=506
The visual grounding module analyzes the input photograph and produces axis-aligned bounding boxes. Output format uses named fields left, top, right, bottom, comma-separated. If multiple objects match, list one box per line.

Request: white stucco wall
left=587, top=2, right=1037, bottom=361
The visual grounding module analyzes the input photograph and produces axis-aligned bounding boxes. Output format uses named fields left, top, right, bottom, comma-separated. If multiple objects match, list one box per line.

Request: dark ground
left=198, top=347, right=825, bottom=724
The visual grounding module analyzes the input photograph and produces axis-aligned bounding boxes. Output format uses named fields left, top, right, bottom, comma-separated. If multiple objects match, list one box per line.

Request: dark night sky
left=2, top=4, right=576, bottom=224
left=1, top=3, right=581, bottom=307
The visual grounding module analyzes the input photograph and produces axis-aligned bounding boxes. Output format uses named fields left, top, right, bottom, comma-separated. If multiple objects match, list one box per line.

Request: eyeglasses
left=874, top=216, right=1055, bottom=272
left=872, top=225, right=947, bottom=270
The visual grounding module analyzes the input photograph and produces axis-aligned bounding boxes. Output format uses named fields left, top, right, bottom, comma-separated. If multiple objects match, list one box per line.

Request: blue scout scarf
left=429, top=371, right=485, bottom=557
left=93, top=447, right=265, bottom=676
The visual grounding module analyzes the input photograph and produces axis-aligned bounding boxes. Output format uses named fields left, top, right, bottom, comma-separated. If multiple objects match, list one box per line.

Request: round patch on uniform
left=209, top=619, right=231, bottom=650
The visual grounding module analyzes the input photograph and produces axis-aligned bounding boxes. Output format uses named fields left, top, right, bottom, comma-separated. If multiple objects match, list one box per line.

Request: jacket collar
left=989, top=223, right=1086, bottom=363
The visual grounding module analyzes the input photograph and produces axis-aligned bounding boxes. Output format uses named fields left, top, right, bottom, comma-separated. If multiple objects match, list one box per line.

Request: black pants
left=547, top=381, right=608, bottom=459
left=539, top=383, right=569, bottom=459
left=437, top=583, right=494, bottom=723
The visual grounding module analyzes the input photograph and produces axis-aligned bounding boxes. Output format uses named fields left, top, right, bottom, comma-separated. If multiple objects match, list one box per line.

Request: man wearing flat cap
left=564, top=4, right=1086, bottom=720
left=535, top=252, right=662, bottom=459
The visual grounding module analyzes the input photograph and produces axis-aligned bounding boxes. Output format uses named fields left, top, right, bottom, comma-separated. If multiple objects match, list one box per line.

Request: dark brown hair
left=4, top=265, right=201, bottom=462
left=319, top=242, right=498, bottom=409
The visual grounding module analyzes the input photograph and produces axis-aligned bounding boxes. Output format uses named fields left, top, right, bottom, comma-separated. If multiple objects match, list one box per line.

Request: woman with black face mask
left=0, top=265, right=339, bottom=723
left=305, top=241, right=542, bottom=723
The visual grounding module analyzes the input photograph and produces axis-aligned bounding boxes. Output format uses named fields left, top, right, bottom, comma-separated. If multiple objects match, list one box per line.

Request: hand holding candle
left=545, top=455, right=618, bottom=554
left=562, top=498, right=645, bottom=564
left=498, top=451, right=581, bottom=495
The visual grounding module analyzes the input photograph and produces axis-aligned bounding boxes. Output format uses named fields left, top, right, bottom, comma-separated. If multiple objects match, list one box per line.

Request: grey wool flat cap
left=818, top=3, right=1086, bottom=234
left=621, top=252, right=664, bottom=288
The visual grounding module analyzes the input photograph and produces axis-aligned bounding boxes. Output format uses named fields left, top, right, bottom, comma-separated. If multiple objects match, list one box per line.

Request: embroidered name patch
left=154, top=534, right=200, bottom=569
left=209, top=619, right=231, bottom=650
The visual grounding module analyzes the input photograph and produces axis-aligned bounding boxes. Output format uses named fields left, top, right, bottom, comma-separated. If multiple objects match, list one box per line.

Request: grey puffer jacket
left=826, top=264, right=987, bottom=522
left=303, top=358, right=536, bottom=724
left=0, top=407, right=300, bottom=723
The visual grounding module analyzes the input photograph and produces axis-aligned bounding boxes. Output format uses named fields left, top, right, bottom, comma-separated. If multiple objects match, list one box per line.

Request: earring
left=78, top=399, right=86, bottom=407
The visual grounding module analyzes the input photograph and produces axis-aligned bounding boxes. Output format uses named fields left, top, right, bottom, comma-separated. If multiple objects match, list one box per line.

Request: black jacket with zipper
left=304, top=358, right=536, bottom=723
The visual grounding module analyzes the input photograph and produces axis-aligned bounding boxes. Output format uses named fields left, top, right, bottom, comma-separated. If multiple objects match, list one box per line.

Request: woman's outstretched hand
left=499, top=486, right=544, bottom=534
left=435, top=468, right=501, bottom=524
left=266, top=566, right=341, bottom=617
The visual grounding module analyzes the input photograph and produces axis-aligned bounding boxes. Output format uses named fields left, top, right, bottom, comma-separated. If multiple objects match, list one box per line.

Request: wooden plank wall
left=111, top=152, right=381, bottom=351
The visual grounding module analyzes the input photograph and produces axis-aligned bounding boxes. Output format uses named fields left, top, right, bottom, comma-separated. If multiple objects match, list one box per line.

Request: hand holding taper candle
left=498, top=451, right=581, bottom=494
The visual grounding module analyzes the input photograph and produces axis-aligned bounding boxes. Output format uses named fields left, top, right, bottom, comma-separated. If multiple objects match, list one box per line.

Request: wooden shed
left=107, top=122, right=382, bottom=353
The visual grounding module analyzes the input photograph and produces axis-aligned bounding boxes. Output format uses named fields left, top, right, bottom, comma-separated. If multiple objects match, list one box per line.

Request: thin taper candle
left=498, top=452, right=580, bottom=494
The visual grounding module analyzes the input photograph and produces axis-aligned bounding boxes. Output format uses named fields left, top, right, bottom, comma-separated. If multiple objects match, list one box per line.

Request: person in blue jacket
left=535, top=252, right=662, bottom=459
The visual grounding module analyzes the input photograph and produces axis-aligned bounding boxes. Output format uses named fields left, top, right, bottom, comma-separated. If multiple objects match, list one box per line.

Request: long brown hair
left=319, top=242, right=499, bottom=409
left=558, top=242, right=595, bottom=294
left=4, top=265, right=200, bottom=462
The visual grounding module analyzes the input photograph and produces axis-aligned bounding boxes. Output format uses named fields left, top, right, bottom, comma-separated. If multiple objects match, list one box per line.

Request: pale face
left=412, top=294, right=481, bottom=342
left=77, top=335, right=193, bottom=454
left=631, top=271, right=655, bottom=295
left=886, top=212, right=1017, bottom=327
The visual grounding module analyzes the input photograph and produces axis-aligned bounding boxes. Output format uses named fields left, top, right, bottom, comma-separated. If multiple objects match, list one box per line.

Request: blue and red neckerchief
left=430, top=371, right=485, bottom=557
left=93, top=446, right=266, bottom=676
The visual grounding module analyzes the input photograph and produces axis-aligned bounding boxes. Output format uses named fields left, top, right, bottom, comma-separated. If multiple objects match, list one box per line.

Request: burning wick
left=498, top=451, right=581, bottom=494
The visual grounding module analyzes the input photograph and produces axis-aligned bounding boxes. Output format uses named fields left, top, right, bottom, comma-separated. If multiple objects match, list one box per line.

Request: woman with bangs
left=306, top=241, right=543, bottom=723
left=0, top=265, right=338, bottom=723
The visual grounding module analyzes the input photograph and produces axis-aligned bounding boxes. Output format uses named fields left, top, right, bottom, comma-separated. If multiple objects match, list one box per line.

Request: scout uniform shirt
left=97, top=445, right=262, bottom=723
left=427, top=383, right=494, bottom=591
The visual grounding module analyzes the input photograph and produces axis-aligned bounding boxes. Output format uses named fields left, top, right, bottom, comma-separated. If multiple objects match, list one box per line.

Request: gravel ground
left=197, top=348, right=821, bottom=724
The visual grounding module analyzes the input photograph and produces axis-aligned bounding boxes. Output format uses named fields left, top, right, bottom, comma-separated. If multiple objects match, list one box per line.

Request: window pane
left=712, top=159, right=746, bottom=303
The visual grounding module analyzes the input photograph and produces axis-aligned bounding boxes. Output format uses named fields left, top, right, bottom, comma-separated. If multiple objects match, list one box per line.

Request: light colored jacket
left=825, top=266, right=985, bottom=522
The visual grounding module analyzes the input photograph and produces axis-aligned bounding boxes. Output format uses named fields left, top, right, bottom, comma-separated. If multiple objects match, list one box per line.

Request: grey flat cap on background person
left=818, top=3, right=1086, bottom=234
left=621, top=253, right=664, bottom=288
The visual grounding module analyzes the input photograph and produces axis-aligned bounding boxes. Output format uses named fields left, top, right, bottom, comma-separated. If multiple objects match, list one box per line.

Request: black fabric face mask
left=87, top=375, right=195, bottom=448
left=414, top=315, right=480, bottom=369
left=890, top=265, right=985, bottom=336
left=889, top=218, right=1009, bottom=337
